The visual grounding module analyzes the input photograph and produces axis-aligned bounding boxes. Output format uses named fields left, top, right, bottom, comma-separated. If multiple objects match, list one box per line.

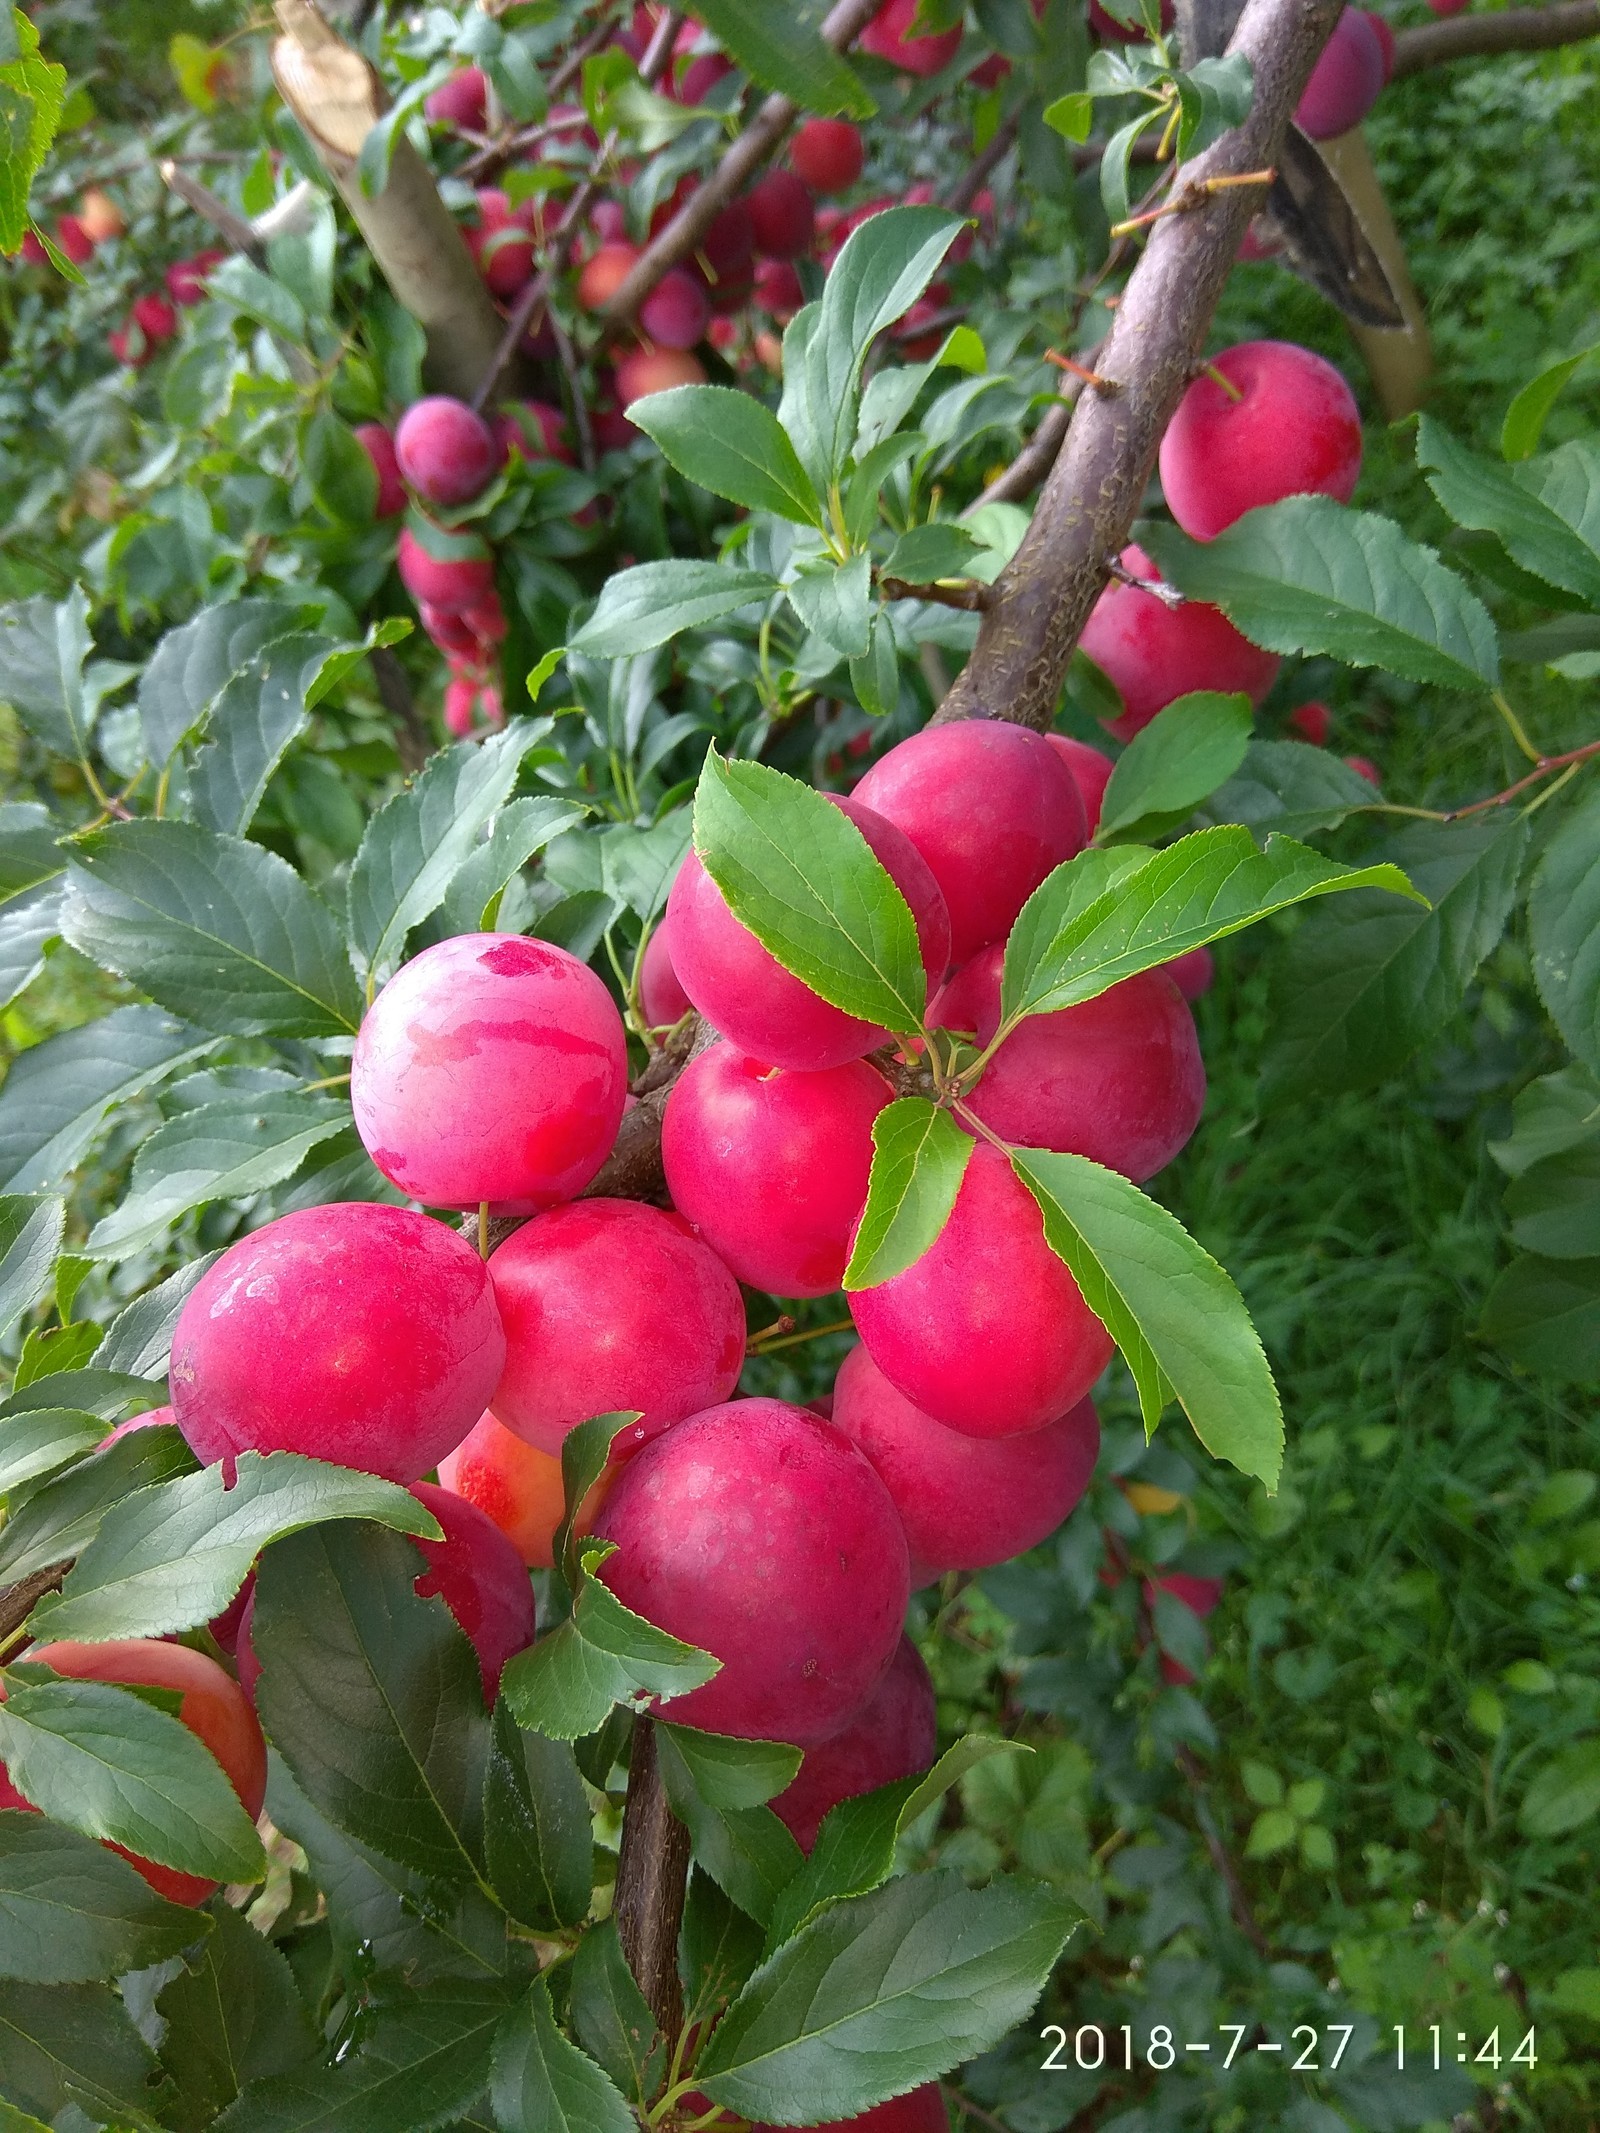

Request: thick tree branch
left=270, top=0, right=510, bottom=402
left=614, top=1718, right=691, bottom=2039
left=1391, top=0, right=1599, bottom=76
left=597, top=0, right=883, bottom=327
left=930, top=0, right=1345, bottom=730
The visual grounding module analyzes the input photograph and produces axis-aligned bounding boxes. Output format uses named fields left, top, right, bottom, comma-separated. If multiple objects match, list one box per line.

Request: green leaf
left=696, top=1869, right=1084, bottom=2122
left=1488, top=1065, right=1600, bottom=1177
left=1479, top=1254, right=1600, bottom=1381
left=627, top=386, right=823, bottom=526
left=1262, top=817, right=1527, bottom=1098
left=156, top=1905, right=319, bottom=2130
left=553, top=1411, right=639, bottom=1595
left=1417, top=417, right=1600, bottom=605
left=1002, top=826, right=1425, bottom=1025
left=0, top=883, right=63, bottom=1014
left=0, top=1004, right=213, bottom=1192
left=764, top=1736, right=1022, bottom=1951
left=843, top=1098, right=973, bottom=1290
left=0, top=1424, right=197, bottom=1585
left=799, top=207, right=965, bottom=491
left=0, top=1194, right=60, bottom=1341
left=850, top=610, right=900, bottom=719
left=0, top=1981, right=158, bottom=2123
left=1141, top=499, right=1500, bottom=690
left=1502, top=612, right=1600, bottom=666
left=481, top=1700, right=593, bottom=1931
left=499, top=1544, right=719, bottom=1741
left=96, top=1252, right=220, bottom=1380
left=1244, top=1806, right=1299, bottom=1858
left=215, top=1978, right=516, bottom=2133
left=787, top=552, right=873, bottom=658
left=694, top=748, right=926, bottom=1032
left=188, top=632, right=337, bottom=839
left=1043, top=89, right=1094, bottom=141
left=63, top=821, right=360, bottom=1038
left=0, top=16, right=65, bottom=258
left=688, top=0, right=874, bottom=115
left=0, top=805, right=63, bottom=905
left=600, top=814, right=693, bottom=925
left=0, top=1812, right=204, bottom=1984
left=138, top=598, right=319, bottom=768
left=570, top=561, right=779, bottom=659
left=656, top=1725, right=802, bottom=1810
left=439, top=797, right=587, bottom=936
left=881, top=523, right=985, bottom=584
left=1505, top=1147, right=1600, bottom=1260
left=1529, top=782, right=1600, bottom=1075
left=301, top=407, right=380, bottom=525
left=0, top=1675, right=265, bottom=1884
left=86, top=1094, right=350, bottom=1261
left=1096, top=692, right=1253, bottom=841
left=569, top=1918, right=665, bottom=2107
left=489, top=1979, right=635, bottom=2133
left=347, top=723, right=556, bottom=984
left=0, top=589, right=94, bottom=763
left=31, top=1451, right=441, bottom=1643
left=1204, top=737, right=1381, bottom=839
left=252, top=1522, right=490, bottom=1884
left=654, top=1724, right=805, bottom=1926
left=1520, top=1740, right=1600, bottom=1836
left=682, top=1872, right=766, bottom=2025
left=1012, top=1148, right=1283, bottom=1489
left=0, top=1408, right=103, bottom=1496
left=1503, top=345, right=1599, bottom=459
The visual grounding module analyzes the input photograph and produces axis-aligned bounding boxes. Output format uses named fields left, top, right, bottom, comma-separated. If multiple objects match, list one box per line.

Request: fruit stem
left=478, top=1201, right=490, bottom=1260
left=747, top=1315, right=854, bottom=1355
left=1201, top=361, right=1244, bottom=403
left=1490, top=687, right=1541, bottom=764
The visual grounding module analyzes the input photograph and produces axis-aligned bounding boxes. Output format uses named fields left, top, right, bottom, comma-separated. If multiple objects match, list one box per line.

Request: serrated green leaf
left=0, top=1194, right=60, bottom=1342
left=0, top=1423, right=197, bottom=1585
left=482, top=1701, right=592, bottom=1931
left=553, top=1410, right=639, bottom=1595
left=440, top=797, right=587, bottom=936
left=252, top=1522, right=490, bottom=1884
left=764, top=1735, right=1021, bottom=1951
left=0, top=1006, right=214, bottom=1195
left=0, top=589, right=93, bottom=763
left=0, top=1980, right=158, bottom=2123
left=881, top=522, right=985, bottom=584
left=628, top=386, right=823, bottom=525
left=188, top=632, right=336, bottom=839
left=1263, top=816, right=1527, bottom=1098
left=1002, top=825, right=1424, bottom=1025
left=1417, top=417, right=1600, bottom=605
left=0, top=882, right=62, bottom=1015
left=1529, top=782, right=1600, bottom=1075
left=31, top=1452, right=441, bottom=1643
left=696, top=1870, right=1084, bottom=2122
left=1488, top=1066, right=1600, bottom=1178
left=96, top=1252, right=220, bottom=1380
left=656, top=1740, right=802, bottom=1927
left=490, top=1979, right=635, bottom=2133
left=0, top=1812, right=205, bottom=1984
left=347, top=724, right=554, bottom=985
left=843, top=1098, right=973, bottom=1290
left=850, top=610, right=900, bottom=719
left=1204, top=737, right=1381, bottom=839
left=1096, top=691, right=1253, bottom=841
left=0, top=1676, right=265, bottom=1884
left=569, top=1918, right=664, bottom=2107
left=1479, top=1254, right=1600, bottom=1381
left=1142, top=498, right=1499, bottom=690
left=571, top=561, right=779, bottom=658
left=1503, top=345, right=1599, bottom=460
left=156, top=1904, right=319, bottom=2129
left=656, top=1724, right=802, bottom=1810
left=63, top=821, right=360, bottom=1038
left=1012, top=1148, right=1283, bottom=1489
left=688, top=0, right=874, bottom=114
left=0, top=1407, right=102, bottom=1495
left=138, top=599, right=319, bottom=769
left=694, top=749, right=926, bottom=1031
left=788, top=552, right=873, bottom=658
left=1505, top=1148, right=1600, bottom=1260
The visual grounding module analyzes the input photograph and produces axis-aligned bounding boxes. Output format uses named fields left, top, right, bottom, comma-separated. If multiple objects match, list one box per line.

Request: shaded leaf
left=1528, top=782, right=1600, bottom=1074
left=0, top=1195, right=60, bottom=1342
left=1096, top=691, right=1253, bottom=841
left=0, top=1005, right=214, bottom=1193
left=489, top=1980, right=635, bottom=2133
left=1417, top=418, right=1600, bottom=605
left=1479, top=1254, right=1600, bottom=1381
left=0, top=1811, right=204, bottom=1984
left=0, top=1981, right=158, bottom=2123
left=482, top=1701, right=593, bottom=1932
left=569, top=1918, right=664, bottom=2107
left=156, top=1905, right=319, bottom=2130
left=0, top=1424, right=197, bottom=1584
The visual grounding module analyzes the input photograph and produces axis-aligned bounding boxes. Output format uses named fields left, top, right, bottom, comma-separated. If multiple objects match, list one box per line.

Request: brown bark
left=930, top=0, right=1346, bottom=730
left=597, top=0, right=884, bottom=327
left=1391, top=0, right=1599, bottom=75
left=270, top=0, right=510, bottom=402
left=614, top=1718, right=691, bottom=2039
left=0, top=1563, right=70, bottom=1647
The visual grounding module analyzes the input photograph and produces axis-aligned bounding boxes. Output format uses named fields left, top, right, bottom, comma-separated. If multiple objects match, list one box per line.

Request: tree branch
left=1391, top=0, right=1599, bottom=76
left=614, top=1717, right=691, bottom=2039
left=0, top=1563, right=70, bottom=1648
left=930, top=0, right=1346, bottom=730
left=597, top=0, right=884, bottom=327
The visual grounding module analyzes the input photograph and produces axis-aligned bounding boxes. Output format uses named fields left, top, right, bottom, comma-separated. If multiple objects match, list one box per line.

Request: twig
left=370, top=645, right=432, bottom=773
left=459, top=20, right=621, bottom=180
left=1175, top=1744, right=1271, bottom=1957
left=614, top=1717, right=691, bottom=2038
left=1105, top=552, right=1183, bottom=605
left=158, top=162, right=266, bottom=262
left=471, top=7, right=682, bottom=412
left=0, top=1562, right=71, bottom=1648
left=1441, top=736, right=1600, bottom=821
left=942, top=106, right=1021, bottom=213
left=597, top=0, right=884, bottom=328
left=550, top=311, right=597, bottom=475
left=880, top=575, right=992, bottom=611
left=1392, top=0, right=1599, bottom=76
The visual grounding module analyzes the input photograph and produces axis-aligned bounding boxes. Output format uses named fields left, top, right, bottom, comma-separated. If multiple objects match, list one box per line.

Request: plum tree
left=594, top=1399, right=909, bottom=1742
left=853, top=722, right=1086, bottom=962
left=639, top=916, right=692, bottom=1026
left=770, top=1634, right=936, bottom=1849
left=860, top=0, right=963, bottom=74
left=352, top=932, right=629, bottom=1212
left=1078, top=543, right=1281, bottom=736
left=850, top=1145, right=1116, bottom=1436
left=831, top=1345, right=1101, bottom=1582
left=666, top=795, right=951, bottom=1069
left=1045, top=733, right=1115, bottom=836
left=439, top=1410, right=577, bottom=1566
left=488, top=1199, right=746, bottom=1454
left=662, top=1042, right=893, bottom=1295
left=169, top=1204, right=505, bottom=1482
left=1293, top=5, right=1386, bottom=136
left=790, top=118, right=864, bottom=193
left=0, top=1640, right=266, bottom=1906
left=747, top=169, right=817, bottom=259
left=406, top=1482, right=538, bottom=1699
left=1159, top=341, right=1363, bottom=539
left=394, top=395, right=503, bottom=508
left=933, top=947, right=1207, bottom=1181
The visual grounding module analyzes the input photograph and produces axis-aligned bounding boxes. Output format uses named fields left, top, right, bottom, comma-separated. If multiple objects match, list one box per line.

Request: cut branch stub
left=931, top=0, right=1346, bottom=732
left=270, top=0, right=510, bottom=403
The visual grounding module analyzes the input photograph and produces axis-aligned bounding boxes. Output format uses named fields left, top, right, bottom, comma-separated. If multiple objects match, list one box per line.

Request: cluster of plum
left=14, top=182, right=228, bottom=366
left=0, top=711, right=1215, bottom=1967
